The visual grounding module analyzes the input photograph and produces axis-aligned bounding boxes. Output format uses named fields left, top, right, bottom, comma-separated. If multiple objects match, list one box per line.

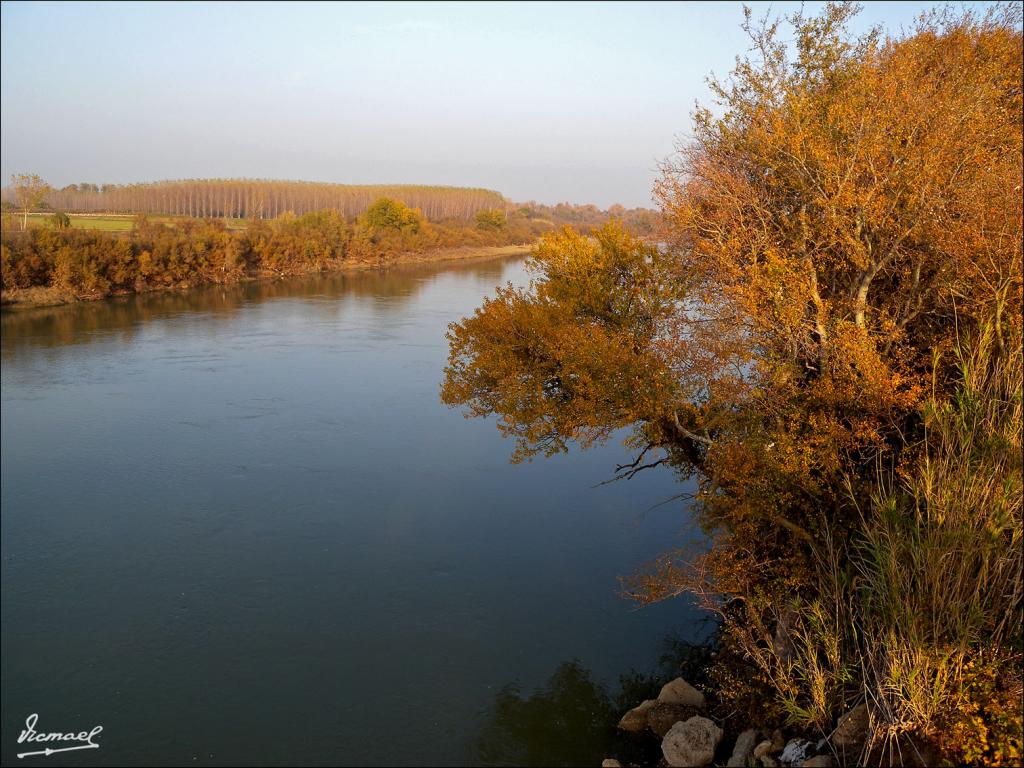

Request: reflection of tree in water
left=475, top=631, right=716, bottom=767
left=476, top=660, right=617, bottom=767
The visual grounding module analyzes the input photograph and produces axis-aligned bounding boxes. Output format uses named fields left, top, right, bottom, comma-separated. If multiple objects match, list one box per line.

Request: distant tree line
left=1, top=177, right=660, bottom=236
left=514, top=201, right=659, bottom=236
left=8, top=179, right=507, bottom=221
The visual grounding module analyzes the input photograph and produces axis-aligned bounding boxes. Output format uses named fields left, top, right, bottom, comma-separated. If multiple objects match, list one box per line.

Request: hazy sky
left=0, top=1, right=985, bottom=207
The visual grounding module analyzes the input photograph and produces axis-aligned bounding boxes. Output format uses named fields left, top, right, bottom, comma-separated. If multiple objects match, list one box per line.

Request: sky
left=0, top=1, right=993, bottom=208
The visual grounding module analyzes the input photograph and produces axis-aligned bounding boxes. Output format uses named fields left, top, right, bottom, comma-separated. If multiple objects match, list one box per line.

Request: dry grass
left=718, top=318, right=1023, bottom=765
left=851, top=320, right=1023, bottom=761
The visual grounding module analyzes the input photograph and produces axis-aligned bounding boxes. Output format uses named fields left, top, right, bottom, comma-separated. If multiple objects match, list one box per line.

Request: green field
left=16, top=213, right=249, bottom=232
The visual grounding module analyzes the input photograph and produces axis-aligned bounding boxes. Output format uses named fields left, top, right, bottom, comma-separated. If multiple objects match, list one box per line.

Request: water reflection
left=475, top=630, right=717, bottom=767
left=476, top=660, right=620, bottom=767
left=1, top=257, right=511, bottom=356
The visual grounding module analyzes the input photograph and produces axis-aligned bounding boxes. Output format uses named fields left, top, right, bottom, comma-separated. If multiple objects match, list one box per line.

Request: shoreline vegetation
left=1, top=189, right=657, bottom=310
left=441, top=4, right=1022, bottom=767
left=0, top=242, right=533, bottom=310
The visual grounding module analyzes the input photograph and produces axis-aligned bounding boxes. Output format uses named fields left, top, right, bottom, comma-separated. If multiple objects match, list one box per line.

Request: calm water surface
left=1, top=257, right=704, bottom=766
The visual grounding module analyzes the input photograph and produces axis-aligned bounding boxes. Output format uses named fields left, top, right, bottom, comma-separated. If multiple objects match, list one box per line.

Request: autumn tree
left=475, top=208, right=507, bottom=231
left=360, top=197, right=422, bottom=234
left=442, top=3, right=1022, bottom=758
left=444, top=221, right=684, bottom=461
left=447, top=0, right=1022, bottom=585
left=49, top=211, right=71, bottom=229
left=11, top=174, right=51, bottom=230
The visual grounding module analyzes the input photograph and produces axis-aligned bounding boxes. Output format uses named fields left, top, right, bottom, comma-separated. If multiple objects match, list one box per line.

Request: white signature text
left=16, top=714, right=103, bottom=759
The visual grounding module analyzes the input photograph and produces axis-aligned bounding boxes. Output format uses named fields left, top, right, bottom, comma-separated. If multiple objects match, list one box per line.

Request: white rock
left=727, top=729, right=760, bottom=767
left=601, top=760, right=622, bottom=768
left=780, top=739, right=813, bottom=765
left=657, top=677, right=706, bottom=708
left=661, top=715, right=723, bottom=767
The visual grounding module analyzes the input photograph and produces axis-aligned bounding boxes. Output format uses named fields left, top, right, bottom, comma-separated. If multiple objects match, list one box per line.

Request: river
left=1, top=257, right=705, bottom=766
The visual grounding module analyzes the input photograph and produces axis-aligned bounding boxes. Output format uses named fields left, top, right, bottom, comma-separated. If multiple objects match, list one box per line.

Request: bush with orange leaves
left=442, top=3, right=1022, bottom=763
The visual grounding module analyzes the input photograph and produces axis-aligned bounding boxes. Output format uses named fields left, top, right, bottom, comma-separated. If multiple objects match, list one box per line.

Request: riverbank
left=0, top=242, right=533, bottom=310
left=607, top=676, right=869, bottom=768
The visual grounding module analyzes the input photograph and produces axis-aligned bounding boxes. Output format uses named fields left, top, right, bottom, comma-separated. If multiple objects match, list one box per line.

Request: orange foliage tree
left=442, top=3, right=1022, bottom=755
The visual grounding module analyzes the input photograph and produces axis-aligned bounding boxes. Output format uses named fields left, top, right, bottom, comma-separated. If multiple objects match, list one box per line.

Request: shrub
left=360, top=197, right=422, bottom=234
left=476, top=208, right=507, bottom=231
left=49, top=211, right=71, bottom=229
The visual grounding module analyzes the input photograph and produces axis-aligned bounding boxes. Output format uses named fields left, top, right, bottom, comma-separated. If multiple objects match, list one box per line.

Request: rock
left=832, top=704, right=868, bottom=748
left=662, top=716, right=723, bottom=767
left=754, top=739, right=779, bottom=766
left=658, top=677, right=706, bottom=708
left=727, top=729, right=761, bottom=767
left=779, top=739, right=813, bottom=766
left=648, top=702, right=698, bottom=738
left=617, top=699, right=656, bottom=732
left=801, top=757, right=834, bottom=768
left=771, top=729, right=786, bottom=751
left=601, top=760, right=622, bottom=768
